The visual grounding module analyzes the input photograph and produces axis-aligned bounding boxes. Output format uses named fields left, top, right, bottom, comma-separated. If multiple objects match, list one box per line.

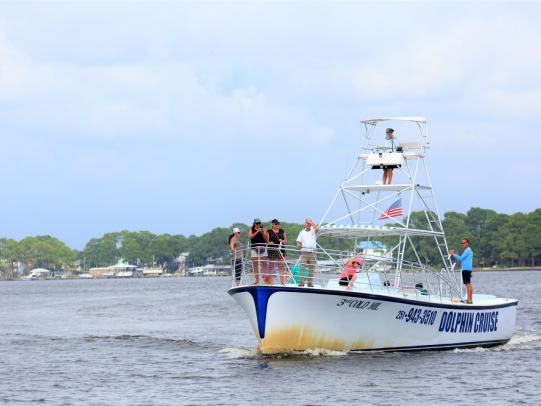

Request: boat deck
left=251, top=279, right=515, bottom=308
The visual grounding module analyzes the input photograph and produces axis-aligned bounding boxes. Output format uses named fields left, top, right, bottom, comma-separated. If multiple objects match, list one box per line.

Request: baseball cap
left=232, top=227, right=241, bottom=233
left=253, top=218, right=261, bottom=223
left=271, top=219, right=280, bottom=225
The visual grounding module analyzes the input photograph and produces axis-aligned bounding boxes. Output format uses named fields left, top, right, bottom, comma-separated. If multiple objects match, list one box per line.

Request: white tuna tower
left=319, top=117, right=458, bottom=292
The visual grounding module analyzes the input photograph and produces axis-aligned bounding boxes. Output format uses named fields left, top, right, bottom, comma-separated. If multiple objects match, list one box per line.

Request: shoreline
left=2, top=267, right=541, bottom=282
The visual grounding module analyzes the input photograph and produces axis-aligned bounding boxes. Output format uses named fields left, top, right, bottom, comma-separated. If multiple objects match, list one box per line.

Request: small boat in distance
left=228, top=117, right=517, bottom=354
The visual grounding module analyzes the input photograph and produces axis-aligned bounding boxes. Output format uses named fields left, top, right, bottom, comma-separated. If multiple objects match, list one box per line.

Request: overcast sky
left=0, top=1, right=540, bottom=249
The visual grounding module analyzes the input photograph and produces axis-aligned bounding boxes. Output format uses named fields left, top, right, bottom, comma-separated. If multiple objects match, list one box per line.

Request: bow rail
left=230, top=244, right=462, bottom=304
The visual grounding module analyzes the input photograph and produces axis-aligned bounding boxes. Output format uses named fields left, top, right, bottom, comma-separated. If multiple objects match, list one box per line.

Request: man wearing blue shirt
left=450, top=238, right=474, bottom=304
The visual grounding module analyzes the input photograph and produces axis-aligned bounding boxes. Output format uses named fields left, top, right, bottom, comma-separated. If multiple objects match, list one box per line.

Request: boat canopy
left=361, top=117, right=426, bottom=125
left=319, top=224, right=444, bottom=238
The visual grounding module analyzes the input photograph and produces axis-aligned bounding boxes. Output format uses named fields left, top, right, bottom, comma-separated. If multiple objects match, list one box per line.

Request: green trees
left=429, top=208, right=539, bottom=268
left=81, top=231, right=189, bottom=271
left=526, top=209, right=541, bottom=267
left=17, top=236, right=75, bottom=270
left=147, top=234, right=188, bottom=271
left=252, top=209, right=540, bottom=269
left=1, top=207, right=540, bottom=279
left=0, top=238, right=19, bottom=278
left=499, top=213, right=529, bottom=267
left=82, top=233, right=120, bottom=268
left=0, top=235, right=75, bottom=278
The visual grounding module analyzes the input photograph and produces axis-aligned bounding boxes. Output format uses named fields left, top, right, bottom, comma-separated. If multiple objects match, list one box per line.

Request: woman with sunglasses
left=248, top=218, right=269, bottom=284
left=338, top=256, right=363, bottom=291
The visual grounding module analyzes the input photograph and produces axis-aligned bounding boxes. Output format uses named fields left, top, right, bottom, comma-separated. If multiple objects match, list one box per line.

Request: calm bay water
left=1, top=271, right=540, bottom=405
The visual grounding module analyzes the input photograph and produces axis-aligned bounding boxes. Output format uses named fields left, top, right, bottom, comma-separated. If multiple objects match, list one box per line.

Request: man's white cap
left=233, top=227, right=241, bottom=233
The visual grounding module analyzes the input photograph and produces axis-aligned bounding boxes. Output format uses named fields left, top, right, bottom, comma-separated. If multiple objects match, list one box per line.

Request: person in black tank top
left=248, top=218, right=269, bottom=284
left=268, top=219, right=288, bottom=285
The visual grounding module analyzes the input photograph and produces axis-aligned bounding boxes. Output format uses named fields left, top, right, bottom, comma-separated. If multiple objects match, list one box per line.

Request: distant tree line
left=0, top=207, right=540, bottom=279
left=0, top=235, right=75, bottom=278
left=388, top=208, right=541, bottom=268
left=442, top=208, right=541, bottom=268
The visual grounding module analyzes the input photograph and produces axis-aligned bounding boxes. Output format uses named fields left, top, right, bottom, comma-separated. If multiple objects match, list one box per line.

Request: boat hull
left=228, top=286, right=518, bottom=354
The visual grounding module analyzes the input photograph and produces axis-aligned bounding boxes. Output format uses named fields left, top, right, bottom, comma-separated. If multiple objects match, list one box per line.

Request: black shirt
left=250, top=227, right=266, bottom=247
left=268, top=228, right=285, bottom=245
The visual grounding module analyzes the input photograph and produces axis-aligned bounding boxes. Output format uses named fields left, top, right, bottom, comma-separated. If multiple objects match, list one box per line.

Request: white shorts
left=250, top=247, right=268, bottom=258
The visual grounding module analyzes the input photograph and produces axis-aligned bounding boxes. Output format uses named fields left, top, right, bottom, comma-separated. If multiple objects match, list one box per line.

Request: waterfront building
left=357, top=240, right=390, bottom=257
left=187, top=264, right=231, bottom=277
left=89, top=260, right=138, bottom=278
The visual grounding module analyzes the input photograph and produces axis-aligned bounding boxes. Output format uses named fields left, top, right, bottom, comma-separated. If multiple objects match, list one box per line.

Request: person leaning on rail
left=295, top=218, right=318, bottom=287
left=449, top=237, right=474, bottom=304
left=339, top=256, right=363, bottom=291
left=228, top=227, right=243, bottom=286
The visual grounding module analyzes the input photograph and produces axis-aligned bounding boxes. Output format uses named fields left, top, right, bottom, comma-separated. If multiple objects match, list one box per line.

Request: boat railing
left=230, top=244, right=462, bottom=303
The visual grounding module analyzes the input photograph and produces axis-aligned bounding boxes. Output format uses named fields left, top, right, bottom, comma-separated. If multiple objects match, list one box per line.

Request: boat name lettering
left=395, top=308, right=437, bottom=325
left=336, top=298, right=381, bottom=311
left=438, top=311, right=499, bottom=334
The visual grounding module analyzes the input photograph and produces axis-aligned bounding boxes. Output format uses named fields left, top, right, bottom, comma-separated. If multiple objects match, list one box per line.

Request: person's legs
left=346, top=273, right=357, bottom=291
left=466, top=283, right=473, bottom=304
left=382, top=169, right=388, bottom=184
left=462, top=270, right=473, bottom=303
left=277, top=260, right=285, bottom=285
left=261, top=256, right=268, bottom=284
left=387, top=168, right=393, bottom=184
left=251, top=257, right=260, bottom=284
left=271, top=250, right=281, bottom=284
left=266, top=258, right=275, bottom=285
left=306, top=253, right=316, bottom=287
left=262, top=256, right=269, bottom=284
left=298, top=253, right=306, bottom=286
left=235, top=259, right=242, bottom=286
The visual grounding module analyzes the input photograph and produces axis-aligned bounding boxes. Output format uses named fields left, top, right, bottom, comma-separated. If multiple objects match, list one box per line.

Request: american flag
left=378, top=199, right=403, bottom=220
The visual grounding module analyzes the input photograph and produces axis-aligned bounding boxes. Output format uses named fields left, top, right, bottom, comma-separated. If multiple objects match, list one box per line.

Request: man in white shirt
left=296, top=218, right=319, bottom=287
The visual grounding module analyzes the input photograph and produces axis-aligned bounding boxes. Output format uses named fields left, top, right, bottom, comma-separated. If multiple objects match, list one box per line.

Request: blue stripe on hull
left=245, top=288, right=275, bottom=339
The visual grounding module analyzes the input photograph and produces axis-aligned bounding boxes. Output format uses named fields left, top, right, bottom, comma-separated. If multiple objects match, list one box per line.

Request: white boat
left=228, top=117, right=517, bottom=354
left=78, top=273, right=92, bottom=279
